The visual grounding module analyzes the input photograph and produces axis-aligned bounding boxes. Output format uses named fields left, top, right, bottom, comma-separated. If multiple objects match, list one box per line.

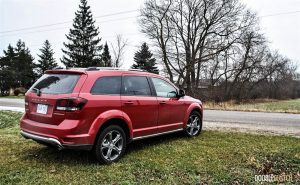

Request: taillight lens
left=56, top=97, right=87, bottom=111
left=25, top=100, right=29, bottom=112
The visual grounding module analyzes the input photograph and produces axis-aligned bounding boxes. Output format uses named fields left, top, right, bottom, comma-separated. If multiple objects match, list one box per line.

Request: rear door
left=121, top=75, right=159, bottom=137
left=25, top=72, right=86, bottom=125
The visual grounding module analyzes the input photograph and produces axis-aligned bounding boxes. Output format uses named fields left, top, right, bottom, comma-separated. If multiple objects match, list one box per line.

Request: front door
left=150, top=77, right=185, bottom=133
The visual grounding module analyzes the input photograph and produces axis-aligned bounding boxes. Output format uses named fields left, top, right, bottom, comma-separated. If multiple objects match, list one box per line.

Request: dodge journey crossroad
left=20, top=67, right=203, bottom=164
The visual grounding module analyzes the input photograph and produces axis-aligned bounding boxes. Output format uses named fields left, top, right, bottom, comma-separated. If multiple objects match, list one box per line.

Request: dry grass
left=205, top=99, right=300, bottom=114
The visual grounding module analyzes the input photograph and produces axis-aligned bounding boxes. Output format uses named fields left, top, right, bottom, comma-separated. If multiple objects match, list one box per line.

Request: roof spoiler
left=45, top=69, right=87, bottom=74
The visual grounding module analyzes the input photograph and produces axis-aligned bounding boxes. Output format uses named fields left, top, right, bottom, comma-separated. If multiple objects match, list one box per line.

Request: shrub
left=13, top=87, right=27, bottom=96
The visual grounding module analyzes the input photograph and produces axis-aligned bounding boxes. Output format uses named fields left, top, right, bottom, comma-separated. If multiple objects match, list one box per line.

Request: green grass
left=0, top=111, right=299, bottom=184
left=205, top=99, right=300, bottom=114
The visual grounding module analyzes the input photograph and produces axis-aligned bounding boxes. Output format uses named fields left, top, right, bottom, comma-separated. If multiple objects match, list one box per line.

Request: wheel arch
left=96, top=118, right=130, bottom=143
left=88, top=110, right=133, bottom=145
left=183, top=103, right=203, bottom=127
left=191, top=107, right=202, bottom=118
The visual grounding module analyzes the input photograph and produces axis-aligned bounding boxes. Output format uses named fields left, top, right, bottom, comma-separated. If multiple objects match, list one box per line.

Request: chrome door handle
left=159, top=101, right=166, bottom=104
left=124, top=101, right=134, bottom=105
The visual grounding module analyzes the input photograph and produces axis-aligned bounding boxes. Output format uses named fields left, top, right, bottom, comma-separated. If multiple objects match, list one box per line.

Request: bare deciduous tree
left=110, top=34, right=128, bottom=68
left=140, top=0, right=298, bottom=100
left=140, top=0, right=257, bottom=94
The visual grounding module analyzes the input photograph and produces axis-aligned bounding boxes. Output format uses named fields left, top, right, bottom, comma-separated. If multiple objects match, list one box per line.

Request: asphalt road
left=204, top=109, right=300, bottom=137
left=1, top=98, right=299, bottom=137
left=0, top=98, right=25, bottom=112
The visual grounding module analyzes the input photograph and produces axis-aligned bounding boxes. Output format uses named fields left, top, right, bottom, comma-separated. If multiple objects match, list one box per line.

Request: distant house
left=296, top=73, right=300, bottom=81
left=179, top=79, right=217, bottom=89
left=197, top=79, right=213, bottom=89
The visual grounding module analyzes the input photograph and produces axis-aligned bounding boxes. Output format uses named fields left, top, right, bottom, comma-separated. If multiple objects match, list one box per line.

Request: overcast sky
left=0, top=0, right=299, bottom=70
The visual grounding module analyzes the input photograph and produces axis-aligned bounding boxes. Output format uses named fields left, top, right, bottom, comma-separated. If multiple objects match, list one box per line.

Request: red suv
left=20, top=68, right=203, bottom=163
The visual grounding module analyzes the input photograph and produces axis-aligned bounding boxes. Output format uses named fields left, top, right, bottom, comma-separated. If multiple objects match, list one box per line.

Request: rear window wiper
left=32, top=88, right=42, bottom=96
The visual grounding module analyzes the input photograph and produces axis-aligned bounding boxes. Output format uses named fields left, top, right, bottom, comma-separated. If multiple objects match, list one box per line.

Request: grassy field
left=205, top=99, right=300, bottom=114
left=0, top=111, right=299, bottom=184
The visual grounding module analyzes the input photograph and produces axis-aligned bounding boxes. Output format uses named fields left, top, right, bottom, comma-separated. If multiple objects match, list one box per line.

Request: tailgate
left=25, top=73, right=87, bottom=125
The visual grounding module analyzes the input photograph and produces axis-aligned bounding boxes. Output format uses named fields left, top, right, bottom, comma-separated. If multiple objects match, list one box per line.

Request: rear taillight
left=55, top=97, right=87, bottom=111
left=25, top=100, right=29, bottom=112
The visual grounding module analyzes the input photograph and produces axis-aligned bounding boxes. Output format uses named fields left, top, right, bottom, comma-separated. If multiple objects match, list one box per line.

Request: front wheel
left=93, top=125, right=126, bottom=164
left=185, top=111, right=202, bottom=137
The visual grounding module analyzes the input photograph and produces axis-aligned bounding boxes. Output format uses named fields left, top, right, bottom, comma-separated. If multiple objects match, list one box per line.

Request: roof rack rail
left=86, top=67, right=146, bottom=72
left=128, top=68, right=147, bottom=72
left=52, top=67, right=64, bottom=70
left=86, top=67, right=98, bottom=71
left=68, top=67, right=87, bottom=71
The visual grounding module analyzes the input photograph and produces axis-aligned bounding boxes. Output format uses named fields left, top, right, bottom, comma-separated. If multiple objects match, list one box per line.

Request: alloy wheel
left=186, top=114, right=201, bottom=136
left=100, top=130, right=124, bottom=161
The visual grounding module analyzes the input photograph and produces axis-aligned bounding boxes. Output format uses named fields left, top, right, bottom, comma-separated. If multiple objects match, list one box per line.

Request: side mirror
left=177, top=89, right=185, bottom=98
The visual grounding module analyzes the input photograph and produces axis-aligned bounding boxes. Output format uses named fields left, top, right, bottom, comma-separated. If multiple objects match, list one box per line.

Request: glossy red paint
left=20, top=69, right=203, bottom=150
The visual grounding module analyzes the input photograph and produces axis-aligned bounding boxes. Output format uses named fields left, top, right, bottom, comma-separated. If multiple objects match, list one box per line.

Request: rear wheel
left=185, top=111, right=202, bottom=137
left=93, top=125, right=126, bottom=164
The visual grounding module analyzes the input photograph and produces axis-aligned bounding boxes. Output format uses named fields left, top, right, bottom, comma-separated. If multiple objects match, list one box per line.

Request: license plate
left=37, top=104, right=48, bottom=114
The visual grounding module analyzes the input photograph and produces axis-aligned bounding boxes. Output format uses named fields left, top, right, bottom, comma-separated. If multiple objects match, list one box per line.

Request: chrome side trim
left=132, top=128, right=183, bottom=141
left=53, top=112, right=65, bottom=116
left=20, top=130, right=63, bottom=150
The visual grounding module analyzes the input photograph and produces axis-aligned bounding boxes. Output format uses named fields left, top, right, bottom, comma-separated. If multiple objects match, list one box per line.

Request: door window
left=151, top=78, right=177, bottom=98
left=122, top=76, right=151, bottom=96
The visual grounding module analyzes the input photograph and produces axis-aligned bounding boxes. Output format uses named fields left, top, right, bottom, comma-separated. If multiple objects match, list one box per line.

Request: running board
left=132, top=128, right=184, bottom=141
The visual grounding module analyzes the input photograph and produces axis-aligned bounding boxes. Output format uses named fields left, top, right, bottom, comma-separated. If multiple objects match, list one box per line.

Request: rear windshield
left=30, top=74, right=80, bottom=94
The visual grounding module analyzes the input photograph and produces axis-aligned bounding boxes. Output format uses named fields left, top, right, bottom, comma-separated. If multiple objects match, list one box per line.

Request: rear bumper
left=20, top=130, right=93, bottom=151
left=20, top=113, right=94, bottom=150
left=21, top=130, right=63, bottom=149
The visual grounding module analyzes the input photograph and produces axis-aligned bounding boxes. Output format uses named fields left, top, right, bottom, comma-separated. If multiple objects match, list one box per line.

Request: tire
left=185, top=111, right=202, bottom=137
left=93, top=125, right=127, bottom=164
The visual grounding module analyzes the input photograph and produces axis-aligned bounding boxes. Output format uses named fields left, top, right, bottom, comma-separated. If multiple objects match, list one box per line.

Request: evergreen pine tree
left=0, top=45, right=16, bottom=95
left=36, top=40, right=58, bottom=76
left=61, top=0, right=102, bottom=68
left=14, top=40, right=35, bottom=88
left=102, top=42, right=112, bottom=67
left=1, top=45, right=16, bottom=69
left=0, top=40, right=35, bottom=90
left=132, top=42, right=159, bottom=74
